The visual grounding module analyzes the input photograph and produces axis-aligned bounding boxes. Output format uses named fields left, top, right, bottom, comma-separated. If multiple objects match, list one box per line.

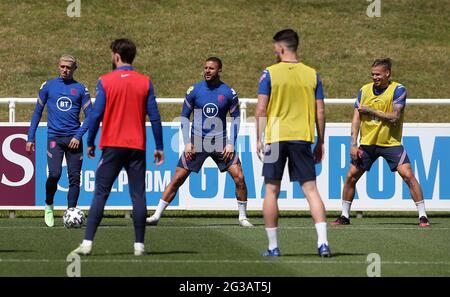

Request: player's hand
left=68, top=138, right=80, bottom=149
left=154, top=150, right=164, bottom=166
left=358, top=105, right=371, bottom=115
left=313, top=142, right=325, bottom=164
left=222, top=143, right=234, bottom=162
left=87, top=146, right=96, bottom=158
left=184, top=143, right=195, bottom=161
left=256, top=140, right=264, bottom=161
left=350, top=145, right=359, bottom=161
left=25, top=142, right=35, bottom=154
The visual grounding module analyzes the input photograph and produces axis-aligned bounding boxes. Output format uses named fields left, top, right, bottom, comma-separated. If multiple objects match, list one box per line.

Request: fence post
left=9, top=210, right=16, bottom=219
left=357, top=211, right=363, bottom=219
left=9, top=99, right=16, bottom=123
left=240, top=101, right=247, bottom=123
left=124, top=210, right=131, bottom=219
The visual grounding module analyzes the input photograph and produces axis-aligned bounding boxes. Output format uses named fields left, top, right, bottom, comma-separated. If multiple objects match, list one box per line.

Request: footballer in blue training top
left=26, top=54, right=92, bottom=227
left=181, top=76, right=240, bottom=148
left=146, top=57, right=254, bottom=227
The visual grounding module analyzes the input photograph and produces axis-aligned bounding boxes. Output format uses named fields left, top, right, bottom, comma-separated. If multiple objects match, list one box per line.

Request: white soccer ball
left=63, top=207, right=86, bottom=228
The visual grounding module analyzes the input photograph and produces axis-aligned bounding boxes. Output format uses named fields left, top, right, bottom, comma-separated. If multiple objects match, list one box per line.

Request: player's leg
left=72, top=147, right=123, bottom=255
left=301, top=180, right=330, bottom=257
left=124, top=149, right=147, bottom=255
left=215, top=149, right=253, bottom=227
left=384, top=145, right=429, bottom=227
left=332, top=146, right=372, bottom=225
left=45, top=138, right=64, bottom=227
left=397, top=163, right=429, bottom=227
left=331, top=164, right=366, bottom=225
left=148, top=147, right=206, bottom=224
left=64, top=137, right=83, bottom=208
left=147, top=166, right=191, bottom=225
left=261, top=142, right=286, bottom=256
left=262, top=179, right=282, bottom=256
left=226, top=163, right=253, bottom=227
left=287, top=142, right=330, bottom=257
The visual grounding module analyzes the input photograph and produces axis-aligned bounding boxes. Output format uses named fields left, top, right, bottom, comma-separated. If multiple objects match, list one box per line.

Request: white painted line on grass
left=1, top=258, right=450, bottom=266
left=0, top=225, right=448, bottom=230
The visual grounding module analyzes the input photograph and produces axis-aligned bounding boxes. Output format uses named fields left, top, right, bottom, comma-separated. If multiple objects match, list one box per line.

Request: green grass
left=0, top=215, right=449, bottom=276
left=0, top=0, right=449, bottom=122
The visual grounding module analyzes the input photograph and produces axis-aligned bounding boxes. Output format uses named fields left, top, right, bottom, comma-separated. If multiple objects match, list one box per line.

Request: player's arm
left=359, top=85, right=406, bottom=124
left=26, top=81, right=49, bottom=153
left=350, top=90, right=362, bottom=161
left=223, top=90, right=240, bottom=162
left=181, top=86, right=195, bottom=160
left=147, top=80, right=164, bottom=166
left=314, top=73, right=325, bottom=164
left=358, top=105, right=404, bottom=123
left=256, top=70, right=271, bottom=161
left=70, top=86, right=93, bottom=149
left=350, top=108, right=361, bottom=161
left=86, top=79, right=106, bottom=158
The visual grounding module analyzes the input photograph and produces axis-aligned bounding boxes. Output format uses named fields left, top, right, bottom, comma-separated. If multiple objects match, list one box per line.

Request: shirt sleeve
left=393, top=84, right=407, bottom=106
left=258, top=69, right=271, bottom=96
left=27, top=81, right=49, bottom=142
left=74, top=85, right=92, bottom=140
left=147, top=80, right=163, bottom=151
left=181, top=85, right=195, bottom=145
left=87, top=79, right=106, bottom=147
left=354, top=89, right=363, bottom=108
left=315, top=73, right=324, bottom=100
left=228, top=88, right=240, bottom=146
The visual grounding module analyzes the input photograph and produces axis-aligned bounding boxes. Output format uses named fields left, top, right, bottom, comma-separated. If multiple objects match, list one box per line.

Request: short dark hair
left=273, top=29, right=299, bottom=52
left=206, top=56, right=222, bottom=69
left=110, top=38, right=136, bottom=64
left=372, top=58, right=392, bottom=71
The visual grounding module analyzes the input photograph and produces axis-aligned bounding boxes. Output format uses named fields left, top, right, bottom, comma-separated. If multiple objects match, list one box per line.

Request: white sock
left=134, top=242, right=144, bottom=250
left=82, top=240, right=93, bottom=247
left=342, top=200, right=352, bottom=218
left=415, top=200, right=427, bottom=218
left=153, top=199, right=169, bottom=219
left=315, top=222, right=328, bottom=248
left=45, top=204, right=54, bottom=210
left=265, top=227, right=278, bottom=250
left=237, top=201, right=248, bottom=220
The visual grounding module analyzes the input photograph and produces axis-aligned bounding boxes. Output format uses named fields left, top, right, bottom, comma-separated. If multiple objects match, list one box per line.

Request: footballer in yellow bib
left=331, top=58, right=430, bottom=228
left=256, top=29, right=330, bottom=258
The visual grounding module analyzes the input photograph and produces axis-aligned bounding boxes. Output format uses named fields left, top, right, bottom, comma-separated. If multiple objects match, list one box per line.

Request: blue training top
left=181, top=80, right=240, bottom=146
left=28, top=77, right=92, bottom=142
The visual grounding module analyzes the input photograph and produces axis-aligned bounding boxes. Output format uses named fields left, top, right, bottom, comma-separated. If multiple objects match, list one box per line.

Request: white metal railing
left=1, top=98, right=450, bottom=123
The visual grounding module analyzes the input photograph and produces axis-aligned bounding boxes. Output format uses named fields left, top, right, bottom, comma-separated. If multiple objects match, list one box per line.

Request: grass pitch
left=0, top=215, right=449, bottom=277
left=1, top=0, right=449, bottom=123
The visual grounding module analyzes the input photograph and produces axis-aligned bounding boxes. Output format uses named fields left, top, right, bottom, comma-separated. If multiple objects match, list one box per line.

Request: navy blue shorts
left=351, top=145, right=410, bottom=172
left=177, top=151, right=241, bottom=173
left=262, top=141, right=316, bottom=183
left=177, top=136, right=241, bottom=173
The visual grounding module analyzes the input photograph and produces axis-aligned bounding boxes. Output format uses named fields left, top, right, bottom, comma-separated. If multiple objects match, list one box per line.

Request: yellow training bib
left=265, top=62, right=317, bottom=143
left=359, top=81, right=404, bottom=146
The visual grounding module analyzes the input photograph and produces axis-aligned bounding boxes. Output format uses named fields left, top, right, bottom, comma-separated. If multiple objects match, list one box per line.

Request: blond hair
left=59, top=54, right=77, bottom=68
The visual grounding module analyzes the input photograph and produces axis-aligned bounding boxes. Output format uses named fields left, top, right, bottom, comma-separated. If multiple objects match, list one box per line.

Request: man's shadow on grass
left=0, top=249, right=34, bottom=253
left=201, top=223, right=264, bottom=227
left=93, top=250, right=199, bottom=256
left=375, top=222, right=438, bottom=226
left=282, top=252, right=367, bottom=258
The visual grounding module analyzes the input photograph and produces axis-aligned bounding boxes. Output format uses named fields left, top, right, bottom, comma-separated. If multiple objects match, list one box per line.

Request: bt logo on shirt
left=57, top=97, right=73, bottom=111
left=203, top=103, right=218, bottom=118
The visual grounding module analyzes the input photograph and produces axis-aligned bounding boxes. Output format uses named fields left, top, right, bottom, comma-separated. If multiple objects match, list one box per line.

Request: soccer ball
left=63, top=207, right=85, bottom=228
